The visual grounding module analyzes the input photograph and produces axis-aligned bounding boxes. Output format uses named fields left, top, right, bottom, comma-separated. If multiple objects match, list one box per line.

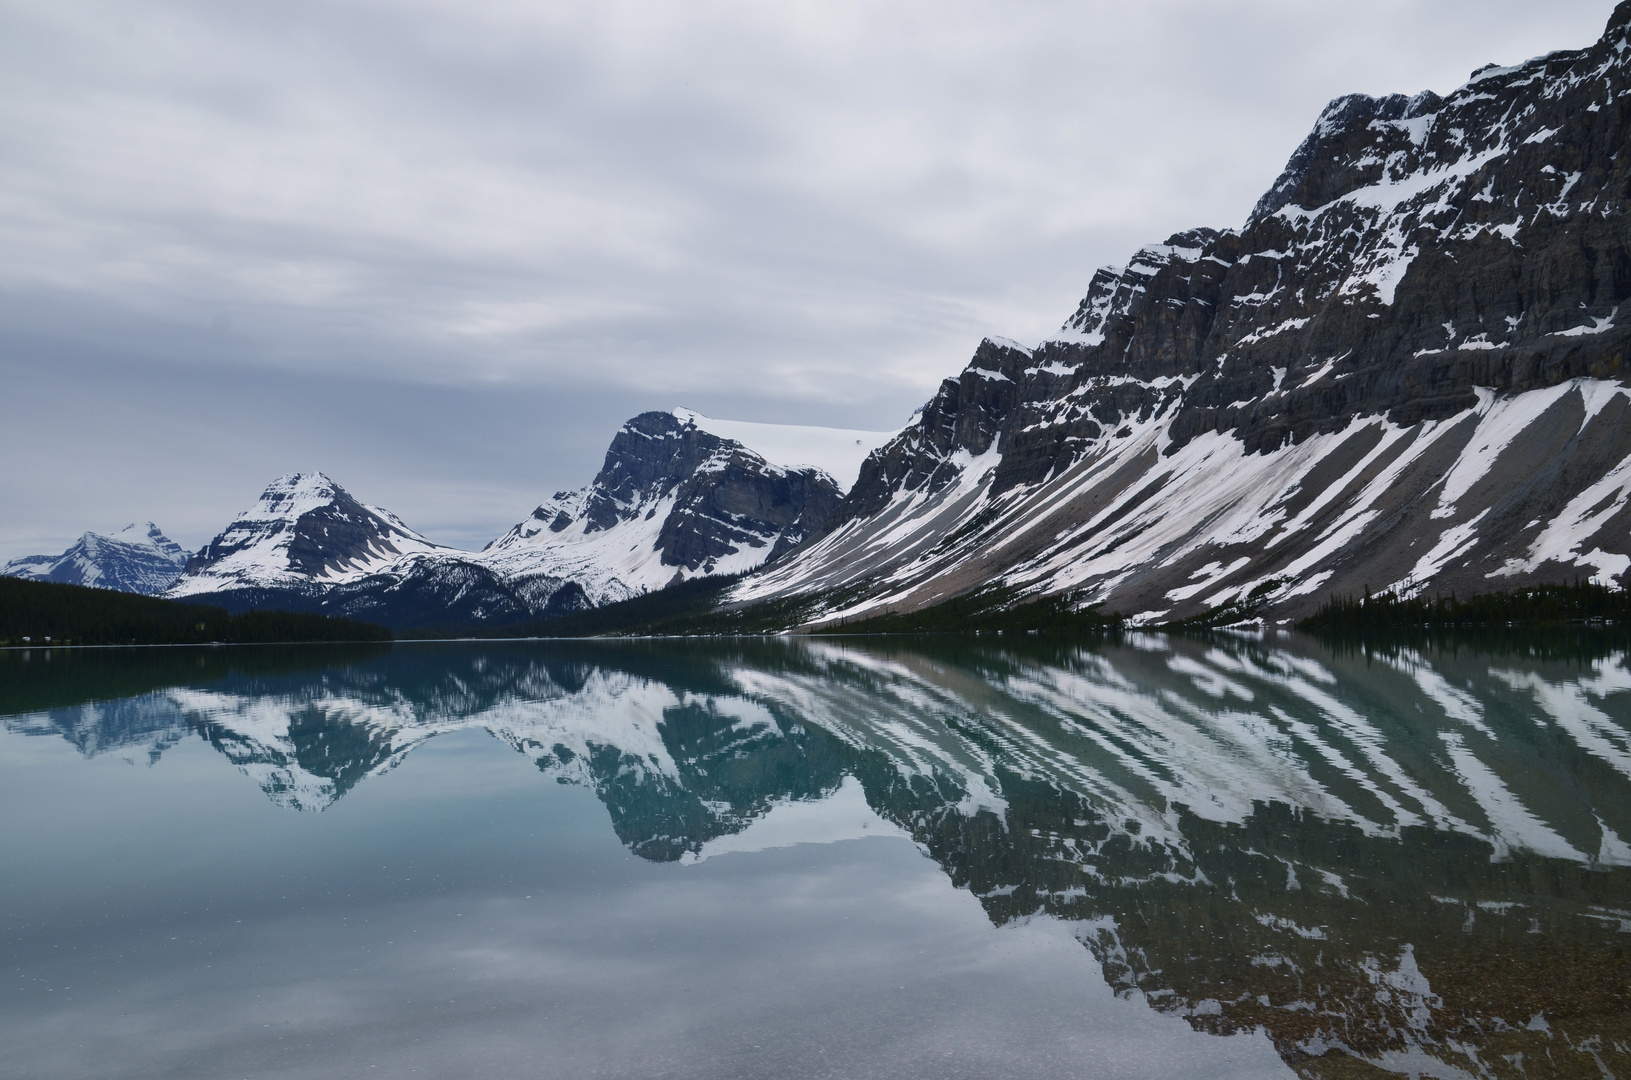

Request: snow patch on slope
left=477, top=491, right=696, bottom=606
left=746, top=376, right=1631, bottom=625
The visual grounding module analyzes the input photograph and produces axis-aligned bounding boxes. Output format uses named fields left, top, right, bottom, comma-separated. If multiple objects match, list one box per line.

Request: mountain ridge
left=730, top=4, right=1631, bottom=627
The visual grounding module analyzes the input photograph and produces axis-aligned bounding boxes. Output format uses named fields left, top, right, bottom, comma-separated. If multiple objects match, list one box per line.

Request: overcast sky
left=0, top=0, right=1613, bottom=556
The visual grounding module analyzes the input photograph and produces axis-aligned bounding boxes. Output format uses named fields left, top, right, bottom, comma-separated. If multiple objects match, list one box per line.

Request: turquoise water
left=2, top=634, right=1627, bottom=1079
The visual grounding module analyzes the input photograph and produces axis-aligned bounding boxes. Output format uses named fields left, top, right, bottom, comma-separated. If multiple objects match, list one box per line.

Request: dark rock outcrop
left=481, top=410, right=849, bottom=604
left=585, top=411, right=844, bottom=569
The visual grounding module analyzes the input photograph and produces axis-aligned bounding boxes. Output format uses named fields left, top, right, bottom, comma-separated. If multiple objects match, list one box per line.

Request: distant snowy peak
left=168, top=472, right=448, bottom=598
left=670, top=408, right=896, bottom=492
left=2, top=521, right=189, bottom=595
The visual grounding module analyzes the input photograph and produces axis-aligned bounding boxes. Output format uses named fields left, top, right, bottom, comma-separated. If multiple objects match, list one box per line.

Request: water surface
left=2, top=633, right=1628, bottom=1079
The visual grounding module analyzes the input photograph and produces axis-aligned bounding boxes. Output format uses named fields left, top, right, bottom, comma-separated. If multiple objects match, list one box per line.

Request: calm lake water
left=2, top=633, right=1628, bottom=1079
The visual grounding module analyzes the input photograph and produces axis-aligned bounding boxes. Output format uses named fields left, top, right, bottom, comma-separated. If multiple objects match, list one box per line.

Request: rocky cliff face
left=2, top=522, right=188, bottom=595
left=478, top=410, right=856, bottom=607
left=738, top=5, right=1631, bottom=625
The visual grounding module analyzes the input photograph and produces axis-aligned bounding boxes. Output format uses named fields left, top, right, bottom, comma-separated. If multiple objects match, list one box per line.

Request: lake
left=2, top=633, right=1628, bottom=1079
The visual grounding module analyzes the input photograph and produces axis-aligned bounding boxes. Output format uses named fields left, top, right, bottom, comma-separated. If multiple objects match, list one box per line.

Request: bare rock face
left=741, top=6, right=1631, bottom=625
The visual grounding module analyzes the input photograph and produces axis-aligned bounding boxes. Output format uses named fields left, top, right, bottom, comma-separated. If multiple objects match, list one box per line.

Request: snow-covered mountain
left=478, top=409, right=893, bottom=606
left=2, top=522, right=188, bottom=595
left=169, top=473, right=450, bottom=596
left=734, top=5, right=1631, bottom=626
left=162, top=472, right=561, bottom=627
left=50, top=9, right=1631, bottom=631
left=162, top=411, right=892, bottom=628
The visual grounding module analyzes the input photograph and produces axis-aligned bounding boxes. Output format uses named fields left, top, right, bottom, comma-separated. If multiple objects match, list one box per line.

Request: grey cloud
left=0, top=0, right=1611, bottom=557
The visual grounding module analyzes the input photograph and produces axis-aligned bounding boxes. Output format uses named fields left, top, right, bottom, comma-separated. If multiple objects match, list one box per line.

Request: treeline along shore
left=1298, top=581, right=1631, bottom=633
left=0, top=578, right=391, bottom=646
left=6, top=571, right=1628, bottom=645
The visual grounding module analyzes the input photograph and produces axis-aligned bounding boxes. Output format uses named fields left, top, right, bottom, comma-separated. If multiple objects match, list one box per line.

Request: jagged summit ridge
left=1246, top=90, right=1443, bottom=228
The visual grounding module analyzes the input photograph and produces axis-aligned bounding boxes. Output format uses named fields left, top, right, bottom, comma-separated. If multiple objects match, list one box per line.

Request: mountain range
left=10, top=5, right=1631, bottom=630
left=110, top=410, right=883, bottom=630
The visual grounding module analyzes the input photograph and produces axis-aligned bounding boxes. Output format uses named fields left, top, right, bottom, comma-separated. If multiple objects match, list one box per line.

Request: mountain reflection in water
left=4, top=633, right=1629, bottom=1079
